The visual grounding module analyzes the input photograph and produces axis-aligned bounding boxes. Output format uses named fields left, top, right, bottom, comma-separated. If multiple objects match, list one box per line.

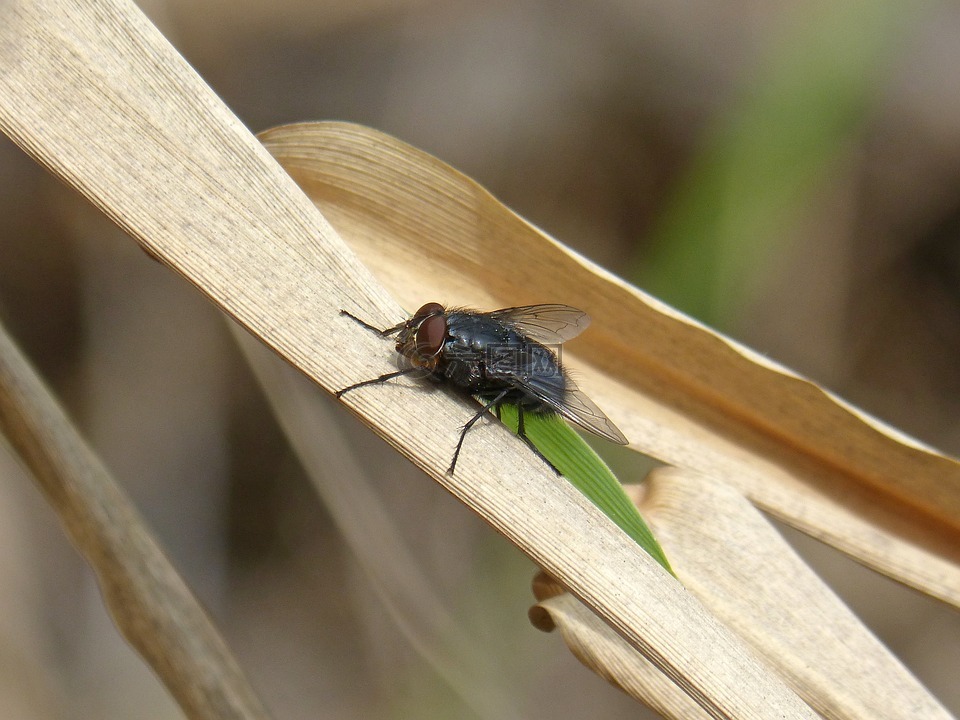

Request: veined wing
left=512, top=372, right=629, bottom=445
left=486, top=304, right=590, bottom=344
left=552, top=375, right=629, bottom=445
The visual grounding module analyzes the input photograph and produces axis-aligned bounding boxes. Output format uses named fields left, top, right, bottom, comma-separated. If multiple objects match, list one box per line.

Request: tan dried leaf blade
left=532, top=469, right=953, bottom=719
left=0, top=0, right=955, bottom=716
left=0, top=1, right=814, bottom=716
left=261, top=121, right=960, bottom=610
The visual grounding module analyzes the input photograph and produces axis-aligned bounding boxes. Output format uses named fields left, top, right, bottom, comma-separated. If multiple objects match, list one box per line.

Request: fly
left=336, top=302, right=628, bottom=474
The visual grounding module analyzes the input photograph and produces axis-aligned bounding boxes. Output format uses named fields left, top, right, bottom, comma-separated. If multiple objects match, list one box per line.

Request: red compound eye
left=413, top=302, right=444, bottom=321
left=415, top=313, right=447, bottom=357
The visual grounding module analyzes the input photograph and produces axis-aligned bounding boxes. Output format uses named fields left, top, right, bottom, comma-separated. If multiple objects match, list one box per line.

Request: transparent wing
left=487, top=304, right=590, bottom=344
left=515, top=373, right=628, bottom=445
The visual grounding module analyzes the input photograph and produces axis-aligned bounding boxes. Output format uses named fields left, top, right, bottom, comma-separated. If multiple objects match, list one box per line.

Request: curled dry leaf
left=0, top=0, right=818, bottom=713
left=530, top=571, right=713, bottom=720
left=0, top=0, right=953, bottom=709
left=531, top=469, right=952, bottom=720
left=260, top=121, right=960, bottom=610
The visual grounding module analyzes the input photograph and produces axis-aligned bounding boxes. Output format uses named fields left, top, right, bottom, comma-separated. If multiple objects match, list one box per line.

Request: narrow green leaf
left=495, top=405, right=674, bottom=575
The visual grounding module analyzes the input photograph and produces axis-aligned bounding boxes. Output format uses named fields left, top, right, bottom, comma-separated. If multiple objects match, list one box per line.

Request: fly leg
left=456, top=400, right=561, bottom=475
left=340, top=309, right=406, bottom=337
left=449, top=389, right=511, bottom=475
left=336, top=310, right=418, bottom=396
left=516, top=406, right=561, bottom=475
left=335, top=368, right=421, bottom=398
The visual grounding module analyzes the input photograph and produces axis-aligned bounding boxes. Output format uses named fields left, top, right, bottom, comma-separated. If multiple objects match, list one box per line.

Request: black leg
left=450, top=399, right=562, bottom=476
left=448, top=389, right=511, bottom=474
left=340, top=309, right=406, bottom=337
left=515, top=407, right=561, bottom=475
left=335, top=367, right=419, bottom=398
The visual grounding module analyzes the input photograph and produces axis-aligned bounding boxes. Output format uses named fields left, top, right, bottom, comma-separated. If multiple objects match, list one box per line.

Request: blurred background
left=2, top=0, right=960, bottom=717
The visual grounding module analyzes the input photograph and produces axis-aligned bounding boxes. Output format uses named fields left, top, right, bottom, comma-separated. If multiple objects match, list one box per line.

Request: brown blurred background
left=1, top=0, right=959, bottom=718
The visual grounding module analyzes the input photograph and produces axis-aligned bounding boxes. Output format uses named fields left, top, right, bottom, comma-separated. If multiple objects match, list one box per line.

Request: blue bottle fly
left=336, top=302, right=628, bottom=474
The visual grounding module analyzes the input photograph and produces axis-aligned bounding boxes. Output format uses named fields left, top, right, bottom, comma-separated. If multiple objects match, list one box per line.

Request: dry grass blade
left=230, top=326, right=527, bottom=720
left=531, top=469, right=951, bottom=719
left=260, top=122, right=960, bottom=609
left=530, top=573, right=713, bottom=720
left=0, top=1, right=820, bottom=718
left=638, top=469, right=951, bottom=719
left=0, top=320, right=270, bottom=720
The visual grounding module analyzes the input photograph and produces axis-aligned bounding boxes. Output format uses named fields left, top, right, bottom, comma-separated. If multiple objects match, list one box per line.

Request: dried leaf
left=531, top=468, right=951, bottom=720
left=530, top=574, right=713, bottom=720
left=0, top=315, right=268, bottom=720
left=532, top=469, right=952, bottom=719
left=261, top=121, right=960, bottom=610
left=636, top=469, right=951, bottom=719
left=3, top=0, right=954, bottom=716
left=0, top=2, right=818, bottom=718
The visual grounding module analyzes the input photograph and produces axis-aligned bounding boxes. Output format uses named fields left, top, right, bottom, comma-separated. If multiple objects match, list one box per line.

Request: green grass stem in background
left=638, top=1, right=914, bottom=327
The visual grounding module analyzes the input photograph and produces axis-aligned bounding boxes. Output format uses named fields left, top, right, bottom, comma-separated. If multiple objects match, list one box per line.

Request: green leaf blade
left=496, top=405, right=674, bottom=575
